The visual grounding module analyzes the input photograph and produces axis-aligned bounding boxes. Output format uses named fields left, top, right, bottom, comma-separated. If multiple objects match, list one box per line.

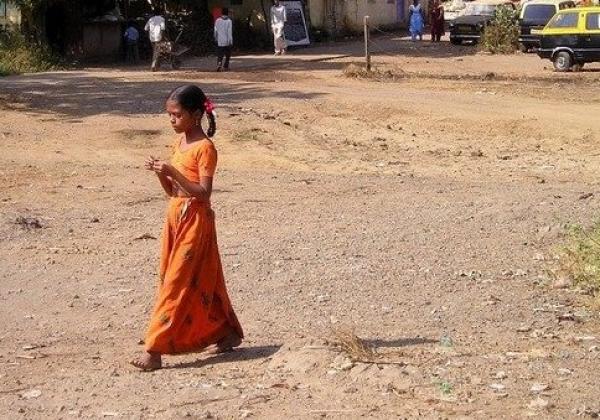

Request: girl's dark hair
left=167, top=84, right=217, bottom=137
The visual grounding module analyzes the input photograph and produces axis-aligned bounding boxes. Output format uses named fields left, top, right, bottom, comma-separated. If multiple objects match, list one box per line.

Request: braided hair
left=167, top=85, right=217, bottom=137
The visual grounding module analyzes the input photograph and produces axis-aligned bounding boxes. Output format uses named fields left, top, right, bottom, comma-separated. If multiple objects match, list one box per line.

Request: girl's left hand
left=151, top=160, right=172, bottom=176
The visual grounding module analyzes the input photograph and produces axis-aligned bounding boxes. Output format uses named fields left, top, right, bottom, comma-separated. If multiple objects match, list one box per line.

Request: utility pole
left=364, top=16, right=371, bottom=71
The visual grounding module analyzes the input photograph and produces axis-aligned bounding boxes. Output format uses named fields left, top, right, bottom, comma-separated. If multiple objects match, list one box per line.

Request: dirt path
left=1, top=40, right=600, bottom=418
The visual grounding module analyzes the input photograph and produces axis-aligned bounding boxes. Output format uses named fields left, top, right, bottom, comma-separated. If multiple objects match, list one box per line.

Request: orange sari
left=144, top=138, right=243, bottom=354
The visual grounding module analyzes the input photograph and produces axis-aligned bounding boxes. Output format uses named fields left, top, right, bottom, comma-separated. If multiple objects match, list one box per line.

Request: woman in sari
left=131, top=85, right=243, bottom=371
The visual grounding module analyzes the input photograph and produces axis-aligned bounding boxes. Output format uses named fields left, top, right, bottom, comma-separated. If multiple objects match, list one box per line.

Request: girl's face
left=166, top=99, right=199, bottom=133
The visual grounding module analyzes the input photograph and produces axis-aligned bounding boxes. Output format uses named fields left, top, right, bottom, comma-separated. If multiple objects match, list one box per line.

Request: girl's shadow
left=166, top=345, right=281, bottom=370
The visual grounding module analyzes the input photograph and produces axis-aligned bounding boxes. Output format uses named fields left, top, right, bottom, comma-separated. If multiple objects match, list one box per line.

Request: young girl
left=131, top=84, right=243, bottom=371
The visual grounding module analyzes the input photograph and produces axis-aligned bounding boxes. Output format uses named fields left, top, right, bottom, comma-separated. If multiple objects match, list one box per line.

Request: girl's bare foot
left=205, top=331, right=242, bottom=355
left=130, top=351, right=162, bottom=371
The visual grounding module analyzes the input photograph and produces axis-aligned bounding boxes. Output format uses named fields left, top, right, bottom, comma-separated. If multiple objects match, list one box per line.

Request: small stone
left=494, top=371, right=508, bottom=380
left=331, top=355, right=354, bottom=371
left=489, top=383, right=506, bottom=392
left=316, top=294, right=330, bottom=303
left=517, top=326, right=532, bottom=333
left=21, top=389, right=42, bottom=399
left=551, top=276, right=572, bottom=289
left=530, top=383, right=550, bottom=393
left=528, top=397, right=551, bottom=410
left=574, top=336, right=596, bottom=343
left=514, top=269, right=527, bottom=276
left=557, top=368, right=572, bottom=376
left=22, top=345, right=39, bottom=351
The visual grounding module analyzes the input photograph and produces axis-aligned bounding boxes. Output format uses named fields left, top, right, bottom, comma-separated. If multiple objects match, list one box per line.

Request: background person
left=124, top=21, right=140, bottom=64
left=214, top=7, right=233, bottom=71
left=409, top=0, right=425, bottom=42
left=270, top=0, right=287, bottom=55
left=145, top=8, right=166, bottom=71
left=430, top=0, right=445, bottom=42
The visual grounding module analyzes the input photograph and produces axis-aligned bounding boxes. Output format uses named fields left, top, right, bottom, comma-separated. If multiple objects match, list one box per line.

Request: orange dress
left=144, top=138, right=243, bottom=354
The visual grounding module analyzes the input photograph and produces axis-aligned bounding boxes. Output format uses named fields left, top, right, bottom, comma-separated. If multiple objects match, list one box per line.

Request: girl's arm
left=151, top=160, right=212, bottom=201
left=157, top=173, right=174, bottom=196
left=145, top=156, right=174, bottom=196
left=169, top=167, right=213, bottom=201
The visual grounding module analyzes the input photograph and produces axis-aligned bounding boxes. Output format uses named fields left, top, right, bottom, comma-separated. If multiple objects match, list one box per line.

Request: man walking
left=270, top=0, right=287, bottom=55
left=214, top=8, right=233, bottom=71
left=145, top=8, right=166, bottom=71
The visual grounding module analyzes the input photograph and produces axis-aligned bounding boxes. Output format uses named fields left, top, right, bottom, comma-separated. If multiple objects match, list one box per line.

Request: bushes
left=481, top=6, right=519, bottom=54
left=0, top=30, right=60, bottom=75
left=554, top=222, right=600, bottom=305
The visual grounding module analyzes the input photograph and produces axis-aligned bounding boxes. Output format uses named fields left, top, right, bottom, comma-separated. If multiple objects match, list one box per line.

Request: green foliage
left=556, top=221, right=600, bottom=300
left=0, top=30, right=60, bottom=74
left=438, top=381, right=453, bottom=395
left=481, top=6, right=519, bottom=54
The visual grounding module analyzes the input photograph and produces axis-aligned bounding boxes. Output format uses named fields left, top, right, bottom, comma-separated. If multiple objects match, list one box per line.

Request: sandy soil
left=1, top=38, right=600, bottom=419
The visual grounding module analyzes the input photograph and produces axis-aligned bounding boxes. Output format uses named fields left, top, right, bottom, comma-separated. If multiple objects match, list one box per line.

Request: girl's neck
left=183, top=126, right=207, bottom=143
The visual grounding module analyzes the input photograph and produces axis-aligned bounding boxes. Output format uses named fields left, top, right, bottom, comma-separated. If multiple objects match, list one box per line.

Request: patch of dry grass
left=330, top=326, right=376, bottom=362
left=553, top=222, right=600, bottom=306
left=342, top=63, right=404, bottom=82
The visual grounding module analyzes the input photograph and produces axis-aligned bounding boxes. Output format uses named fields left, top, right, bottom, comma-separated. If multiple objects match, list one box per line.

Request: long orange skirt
left=144, top=197, right=243, bottom=354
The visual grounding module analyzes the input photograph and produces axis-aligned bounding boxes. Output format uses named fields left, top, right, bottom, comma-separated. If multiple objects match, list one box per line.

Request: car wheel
left=553, top=51, right=572, bottom=72
left=450, top=38, right=462, bottom=45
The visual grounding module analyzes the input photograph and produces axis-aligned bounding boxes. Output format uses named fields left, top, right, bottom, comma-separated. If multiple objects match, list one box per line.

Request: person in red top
left=430, top=0, right=445, bottom=42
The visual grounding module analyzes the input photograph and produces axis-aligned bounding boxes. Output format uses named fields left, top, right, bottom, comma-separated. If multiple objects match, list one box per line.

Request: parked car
left=536, top=6, right=600, bottom=71
left=518, top=0, right=576, bottom=51
left=449, top=0, right=516, bottom=44
left=444, top=0, right=471, bottom=24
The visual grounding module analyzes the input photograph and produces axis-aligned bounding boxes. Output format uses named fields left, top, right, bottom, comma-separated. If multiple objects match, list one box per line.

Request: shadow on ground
left=0, top=72, right=326, bottom=119
left=365, top=337, right=438, bottom=349
left=167, top=345, right=282, bottom=370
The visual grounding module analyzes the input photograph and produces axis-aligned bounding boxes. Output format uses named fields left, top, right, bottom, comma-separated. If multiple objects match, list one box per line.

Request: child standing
left=131, top=85, right=243, bottom=371
left=124, top=21, right=140, bottom=65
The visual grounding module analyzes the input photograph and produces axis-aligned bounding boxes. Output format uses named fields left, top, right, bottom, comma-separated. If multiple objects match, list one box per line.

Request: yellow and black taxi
left=537, top=7, right=600, bottom=71
left=449, top=0, right=516, bottom=45
left=518, top=0, right=576, bottom=52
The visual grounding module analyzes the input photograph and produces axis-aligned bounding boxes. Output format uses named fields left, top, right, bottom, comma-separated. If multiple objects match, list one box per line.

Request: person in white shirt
left=144, top=8, right=166, bottom=71
left=213, top=8, right=233, bottom=71
left=270, top=0, right=287, bottom=55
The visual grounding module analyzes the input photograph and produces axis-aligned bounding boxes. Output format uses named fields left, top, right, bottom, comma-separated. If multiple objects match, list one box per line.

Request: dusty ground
left=1, top=37, right=600, bottom=419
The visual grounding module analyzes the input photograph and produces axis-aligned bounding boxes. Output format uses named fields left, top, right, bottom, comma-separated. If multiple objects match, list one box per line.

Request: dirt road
left=1, top=39, right=600, bottom=418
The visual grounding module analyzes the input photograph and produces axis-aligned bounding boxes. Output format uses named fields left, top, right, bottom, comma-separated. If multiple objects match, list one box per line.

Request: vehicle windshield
left=522, top=4, right=556, bottom=23
left=547, top=11, right=579, bottom=28
left=464, top=3, right=496, bottom=15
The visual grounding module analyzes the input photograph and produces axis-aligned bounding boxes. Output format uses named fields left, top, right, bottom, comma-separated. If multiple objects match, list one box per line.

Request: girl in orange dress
left=131, top=84, right=243, bottom=371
